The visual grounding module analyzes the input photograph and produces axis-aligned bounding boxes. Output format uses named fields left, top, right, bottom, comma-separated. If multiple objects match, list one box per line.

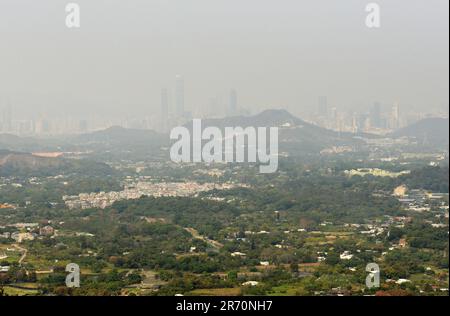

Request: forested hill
left=0, top=150, right=114, bottom=177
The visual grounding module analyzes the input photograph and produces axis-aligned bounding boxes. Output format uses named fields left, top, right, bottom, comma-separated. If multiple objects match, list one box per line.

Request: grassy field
left=0, top=245, right=21, bottom=264
left=2, top=284, right=39, bottom=296
left=267, top=283, right=303, bottom=296
left=188, top=288, right=242, bottom=296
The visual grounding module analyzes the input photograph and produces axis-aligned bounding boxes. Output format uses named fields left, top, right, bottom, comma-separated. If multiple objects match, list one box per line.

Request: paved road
left=184, top=227, right=224, bottom=249
left=12, top=244, right=27, bottom=265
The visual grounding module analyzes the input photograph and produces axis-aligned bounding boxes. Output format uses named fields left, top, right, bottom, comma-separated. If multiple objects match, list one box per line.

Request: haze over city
left=1, top=0, right=448, bottom=126
left=0, top=0, right=448, bottom=301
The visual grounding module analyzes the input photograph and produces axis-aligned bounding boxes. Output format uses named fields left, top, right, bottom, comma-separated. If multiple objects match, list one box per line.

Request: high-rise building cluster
left=1, top=90, right=446, bottom=136
left=159, top=75, right=191, bottom=133
left=159, top=75, right=242, bottom=133
left=309, top=97, right=433, bottom=135
left=1, top=104, right=12, bottom=133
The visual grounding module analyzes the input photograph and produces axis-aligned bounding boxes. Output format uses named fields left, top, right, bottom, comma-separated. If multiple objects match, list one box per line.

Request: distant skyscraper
left=160, top=88, right=169, bottom=132
left=370, top=102, right=382, bottom=128
left=318, top=96, right=328, bottom=117
left=330, top=107, right=337, bottom=120
left=175, top=75, right=184, bottom=117
left=330, top=107, right=338, bottom=130
left=391, top=103, right=400, bottom=130
left=35, top=118, right=50, bottom=134
left=2, top=103, right=12, bottom=132
left=352, top=112, right=358, bottom=133
left=229, top=89, right=237, bottom=115
left=79, top=120, right=88, bottom=133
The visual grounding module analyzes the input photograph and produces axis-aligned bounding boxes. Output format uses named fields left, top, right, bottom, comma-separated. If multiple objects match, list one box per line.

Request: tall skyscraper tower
left=370, top=102, right=382, bottom=128
left=229, top=89, right=237, bottom=116
left=2, top=103, right=12, bottom=132
left=391, top=103, right=400, bottom=130
left=79, top=119, right=88, bottom=133
left=175, top=75, right=184, bottom=117
left=160, top=88, right=169, bottom=132
left=352, top=112, right=359, bottom=133
left=318, top=96, right=328, bottom=117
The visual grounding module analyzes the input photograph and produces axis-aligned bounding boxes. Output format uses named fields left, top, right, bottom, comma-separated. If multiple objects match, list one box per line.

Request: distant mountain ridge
left=0, top=150, right=64, bottom=169
left=198, top=109, right=306, bottom=127
left=0, top=127, right=168, bottom=154
left=74, top=126, right=165, bottom=144
left=390, top=117, right=449, bottom=148
left=0, top=149, right=114, bottom=177
left=185, top=109, right=364, bottom=154
left=0, top=133, right=43, bottom=152
left=196, top=109, right=323, bottom=129
left=1, top=110, right=364, bottom=156
left=70, top=126, right=168, bottom=147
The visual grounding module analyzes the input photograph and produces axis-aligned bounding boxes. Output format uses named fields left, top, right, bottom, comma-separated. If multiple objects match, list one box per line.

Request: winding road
left=184, top=227, right=224, bottom=249
left=12, top=244, right=27, bottom=266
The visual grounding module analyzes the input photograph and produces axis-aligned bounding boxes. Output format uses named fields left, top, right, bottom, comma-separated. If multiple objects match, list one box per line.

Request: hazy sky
left=0, top=0, right=448, bottom=119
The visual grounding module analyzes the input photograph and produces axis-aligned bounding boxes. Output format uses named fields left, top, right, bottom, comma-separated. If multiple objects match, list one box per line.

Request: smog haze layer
left=0, top=0, right=448, bottom=120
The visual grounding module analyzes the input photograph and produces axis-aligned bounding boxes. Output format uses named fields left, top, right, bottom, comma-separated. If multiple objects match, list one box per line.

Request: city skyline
left=0, top=0, right=448, bottom=122
left=0, top=1, right=448, bottom=301
left=1, top=89, right=447, bottom=136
